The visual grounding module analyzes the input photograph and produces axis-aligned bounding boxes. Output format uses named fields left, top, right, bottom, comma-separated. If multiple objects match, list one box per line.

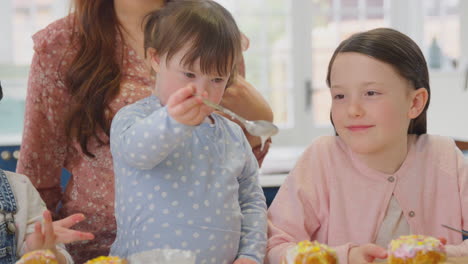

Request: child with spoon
left=109, top=1, right=267, bottom=263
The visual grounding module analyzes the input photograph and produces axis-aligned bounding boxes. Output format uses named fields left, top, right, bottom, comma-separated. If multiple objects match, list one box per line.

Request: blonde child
left=0, top=84, right=94, bottom=264
left=109, top=1, right=267, bottom=264
left=266, top=28, right=468, bottom=264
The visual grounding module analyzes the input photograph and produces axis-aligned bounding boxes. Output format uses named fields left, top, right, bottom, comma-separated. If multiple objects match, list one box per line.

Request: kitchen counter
left=258, top=146, right=304, bottom=187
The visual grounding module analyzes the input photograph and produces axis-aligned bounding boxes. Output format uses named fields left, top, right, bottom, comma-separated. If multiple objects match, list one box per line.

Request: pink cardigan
left=266, top=135, right=468, bottom=264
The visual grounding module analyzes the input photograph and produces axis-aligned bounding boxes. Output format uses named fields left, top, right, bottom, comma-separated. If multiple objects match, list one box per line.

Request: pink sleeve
left=16, top=29, right=69, bottom=212
left=445, top=149, right=468, bottom=257
left=265, top=147, right=321, bottom=263
left=265, top=141, right=355, bottom=264
left=333, top=244, right=354, bottom=264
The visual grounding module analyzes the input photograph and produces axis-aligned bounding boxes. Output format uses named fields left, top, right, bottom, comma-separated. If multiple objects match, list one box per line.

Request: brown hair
left=144, top=0, right=242, bottom=87
left=326, top=28, right=430, bottom=135
left=65, top=0, right=171, bottom=157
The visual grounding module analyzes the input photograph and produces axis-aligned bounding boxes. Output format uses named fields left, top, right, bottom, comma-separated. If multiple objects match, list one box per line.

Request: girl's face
left=329, top=52, right=426, bottom=156
left=151, top=44, right=230, bottom=108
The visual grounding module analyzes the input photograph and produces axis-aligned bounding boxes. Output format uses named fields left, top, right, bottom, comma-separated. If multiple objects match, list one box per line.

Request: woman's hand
left=233, top=257, right=257, bottom=264
left=220, top=76, right=273, bottom=147
left=25, top=210, right=94, bottom=263
left=348, top=243, right=387, bottom=264
left=167, top=84, right=209, bottom=126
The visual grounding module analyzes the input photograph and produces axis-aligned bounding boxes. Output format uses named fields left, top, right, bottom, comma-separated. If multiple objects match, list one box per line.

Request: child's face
left=151, top=44, right=230, bottom=107
left=329, top=52, right=422, bottom=155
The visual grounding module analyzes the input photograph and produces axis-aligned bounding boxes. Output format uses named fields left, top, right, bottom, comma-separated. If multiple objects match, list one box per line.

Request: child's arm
left=17, top=173, right=92, bottom=263
left=25, top=211, right=94, bottom=264
left=235, top=139, right=268, bottom=264
left=266, top=145, right=357, bottom=264
left=444, top=149, right=468, bottom=257
left=110, top=87, right=197, bottom=170
left=266, top=146, right=322, bottom=264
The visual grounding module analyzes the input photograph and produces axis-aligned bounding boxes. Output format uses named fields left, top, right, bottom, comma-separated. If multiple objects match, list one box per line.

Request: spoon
left=197, top=96, right=279, bottom=140
left=441, top=224, right=468, bottom=236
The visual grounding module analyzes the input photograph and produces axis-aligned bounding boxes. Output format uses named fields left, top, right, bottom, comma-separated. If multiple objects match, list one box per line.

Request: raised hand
left=439, top=237, right=447, bottom=245
left=25, top=210, right=94, bottom=252
left=166, top=84, right=210, bottom=126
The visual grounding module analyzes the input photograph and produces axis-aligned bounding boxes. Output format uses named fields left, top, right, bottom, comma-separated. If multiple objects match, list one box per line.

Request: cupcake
left=388, top=235, right=446, bottom=264
left=283, top=240, right=338, bottom=264
left=16, top=249, right=58, bottom=264
left=84, top=256, right=127, bottom=264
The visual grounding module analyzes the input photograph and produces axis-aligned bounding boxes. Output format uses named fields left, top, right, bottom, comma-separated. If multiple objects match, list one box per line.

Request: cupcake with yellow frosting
left=16, top=250, right=58, bottom=264
left=282, top=240, right=338, bottom=264
left=388, top=235, right=446, bottom=264
left=84, top=256, right=127, bottom=264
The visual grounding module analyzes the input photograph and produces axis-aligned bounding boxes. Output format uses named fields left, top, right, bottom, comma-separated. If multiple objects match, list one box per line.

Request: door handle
left=305, top=80, right=313, bottom=111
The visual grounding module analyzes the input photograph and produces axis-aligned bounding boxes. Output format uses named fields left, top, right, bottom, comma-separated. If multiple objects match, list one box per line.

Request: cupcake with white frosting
left=388, top=235, right=446, bottom=264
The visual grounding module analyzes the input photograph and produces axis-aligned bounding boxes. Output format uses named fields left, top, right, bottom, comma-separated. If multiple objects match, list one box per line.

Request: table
left=374, top=257, right=468, bottom=263
left=444, top=257, right=468, bottom=264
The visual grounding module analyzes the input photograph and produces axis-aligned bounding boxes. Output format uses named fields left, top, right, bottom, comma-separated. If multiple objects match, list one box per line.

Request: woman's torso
left=22, top=16, right=154, bottom=261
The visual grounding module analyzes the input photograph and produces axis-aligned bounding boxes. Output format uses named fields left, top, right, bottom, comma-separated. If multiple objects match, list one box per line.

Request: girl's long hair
left=326, top=28, right=430, bottom=135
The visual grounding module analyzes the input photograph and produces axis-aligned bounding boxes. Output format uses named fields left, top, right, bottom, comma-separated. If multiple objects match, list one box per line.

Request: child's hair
left=144, top=0, right=242, bottom=87
left=326, top=28, right=430, bottom=135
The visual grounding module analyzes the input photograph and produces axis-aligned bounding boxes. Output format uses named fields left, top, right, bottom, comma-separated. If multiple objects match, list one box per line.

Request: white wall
left=0, top=0, right=13, bottom=64
left=427, top=71, right=468, bottom=141
left=460, top=0, right=468, bottom=64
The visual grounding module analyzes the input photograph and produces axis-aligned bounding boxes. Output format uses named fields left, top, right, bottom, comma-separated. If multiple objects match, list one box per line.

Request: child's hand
left=50, top=212, right=95, bottom=243
left=25, top=210, right=94, bottom=252
left=438, top=237, right=447, bottom=245
left=348, top=243, right=387, bottom=264
left=166, top=84, right=209, bottom=126
left=233, top=257, right=257, bottom=264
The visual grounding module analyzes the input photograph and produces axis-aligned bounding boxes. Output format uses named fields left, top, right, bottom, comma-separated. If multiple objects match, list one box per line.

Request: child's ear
left=408, top=87, right=429, bottom=119
left=147, top=48, right=161, bottom=72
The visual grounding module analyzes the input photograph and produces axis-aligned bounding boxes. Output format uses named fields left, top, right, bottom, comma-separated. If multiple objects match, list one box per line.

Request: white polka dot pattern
left=109, top=96, right=267, bottom=263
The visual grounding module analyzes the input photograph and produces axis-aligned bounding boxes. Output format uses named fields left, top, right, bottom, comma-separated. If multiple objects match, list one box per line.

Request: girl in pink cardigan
left=266, top=28, right=468, bottom=264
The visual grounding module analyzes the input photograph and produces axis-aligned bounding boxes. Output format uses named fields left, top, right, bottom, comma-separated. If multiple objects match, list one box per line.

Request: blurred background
left=0, top=0, right=467, bottom=150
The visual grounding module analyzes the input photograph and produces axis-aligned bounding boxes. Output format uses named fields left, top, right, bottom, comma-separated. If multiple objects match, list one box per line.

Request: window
left=224, top=0, right=466, bottom=145
left=423, top=0, right=460, bottom=70
left=0, top=0, right=68, bottom=142
left=0, top=0, right=466, bottom=146
left=217, top=0, right=293, bottom=127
